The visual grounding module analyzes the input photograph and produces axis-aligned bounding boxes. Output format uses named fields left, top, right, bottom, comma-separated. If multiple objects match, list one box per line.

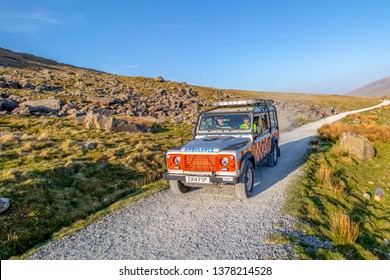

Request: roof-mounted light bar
left=212, top=99, right=274, bottom=107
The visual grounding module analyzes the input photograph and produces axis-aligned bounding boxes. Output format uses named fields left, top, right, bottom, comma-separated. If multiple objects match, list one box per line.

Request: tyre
left=235, top=160, right=255, bottom=200
left=169, top=180, right=191, bottom=194
left=267, top=142, right=278, bottom=167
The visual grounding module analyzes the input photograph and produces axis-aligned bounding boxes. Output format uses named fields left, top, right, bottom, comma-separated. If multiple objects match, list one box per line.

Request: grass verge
left=284, top=105, right=390, bottom=259
left=0, top=115, right=192, bottom=259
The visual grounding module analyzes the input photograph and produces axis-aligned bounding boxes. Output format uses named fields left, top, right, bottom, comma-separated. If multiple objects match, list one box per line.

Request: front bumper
left=163, top=173, right=240, bottom=184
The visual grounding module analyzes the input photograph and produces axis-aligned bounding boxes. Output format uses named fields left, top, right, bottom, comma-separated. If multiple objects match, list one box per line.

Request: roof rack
left=212, top=99, right=274, bottom=107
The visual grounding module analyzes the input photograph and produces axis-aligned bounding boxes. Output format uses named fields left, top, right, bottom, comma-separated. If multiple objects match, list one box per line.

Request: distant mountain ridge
left=0, top=47, right=102, bottom=73
left=348, top=76, right=390, bottom=97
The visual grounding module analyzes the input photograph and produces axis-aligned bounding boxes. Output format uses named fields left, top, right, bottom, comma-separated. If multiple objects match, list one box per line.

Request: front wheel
left=235, top=161, right=255, bottom=200
left=169, top=180, right=191, bottom=194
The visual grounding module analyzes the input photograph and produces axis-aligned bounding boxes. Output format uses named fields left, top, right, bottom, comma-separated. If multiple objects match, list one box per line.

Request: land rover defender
left=163, top=99, right=280, bottom=200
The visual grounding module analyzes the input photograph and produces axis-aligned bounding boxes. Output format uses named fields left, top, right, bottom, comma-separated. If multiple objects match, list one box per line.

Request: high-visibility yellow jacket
left=240, top=123, right=257, bottom=131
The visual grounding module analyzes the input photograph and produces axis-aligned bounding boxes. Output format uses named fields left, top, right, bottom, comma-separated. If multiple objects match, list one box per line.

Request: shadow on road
left=251, top=136, right=315, bottom=198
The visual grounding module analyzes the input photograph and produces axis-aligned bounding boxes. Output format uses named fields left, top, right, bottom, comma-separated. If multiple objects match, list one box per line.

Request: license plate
left=185, top=176, right=210, bottom=183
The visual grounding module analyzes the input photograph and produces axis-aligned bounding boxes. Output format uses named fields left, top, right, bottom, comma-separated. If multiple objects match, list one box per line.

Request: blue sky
left=1, top=0, right=390, bottom=94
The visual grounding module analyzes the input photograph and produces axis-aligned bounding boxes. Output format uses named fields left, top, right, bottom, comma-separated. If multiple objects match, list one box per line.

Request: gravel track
left=29, top=101, right=389, bottom=260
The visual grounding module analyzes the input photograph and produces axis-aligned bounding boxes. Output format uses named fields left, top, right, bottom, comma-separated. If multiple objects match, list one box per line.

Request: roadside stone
left=0, top=197, right=10, bottom=214
left=363, top=192, right=371, bottom=200
left=340, top=132, right=375, bottom=160
left=374, top=187, right=384, bottom=201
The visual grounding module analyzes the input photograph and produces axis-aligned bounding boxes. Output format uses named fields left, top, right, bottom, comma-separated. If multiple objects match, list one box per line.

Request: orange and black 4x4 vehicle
left=163, top=99, right=280, bottom=200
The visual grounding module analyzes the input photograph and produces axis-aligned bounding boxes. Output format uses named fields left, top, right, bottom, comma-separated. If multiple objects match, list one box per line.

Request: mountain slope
left=0, top=46, right=379, bottom=130
left=348, top=76, right=390, bottom=97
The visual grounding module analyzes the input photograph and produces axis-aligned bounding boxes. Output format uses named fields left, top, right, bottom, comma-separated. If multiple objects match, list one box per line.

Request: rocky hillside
left=348, top=76, right=390, bottom=97
left=0, top=47, right=377, bottom=132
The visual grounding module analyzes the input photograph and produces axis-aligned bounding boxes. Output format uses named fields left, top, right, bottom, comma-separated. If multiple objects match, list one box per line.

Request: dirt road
left=29, top=100, right=389, bottom=260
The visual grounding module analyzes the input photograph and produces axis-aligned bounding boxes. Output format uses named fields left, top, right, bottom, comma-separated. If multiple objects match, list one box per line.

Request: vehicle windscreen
left=198, top=113, right=252, bottom=131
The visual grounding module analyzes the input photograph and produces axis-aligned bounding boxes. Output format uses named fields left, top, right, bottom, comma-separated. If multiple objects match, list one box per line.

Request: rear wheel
left=267, top=142, right=278, bottom=167
left=169, top=180, right=191, bottom=194
left=235, top=161, right=254, bottom=200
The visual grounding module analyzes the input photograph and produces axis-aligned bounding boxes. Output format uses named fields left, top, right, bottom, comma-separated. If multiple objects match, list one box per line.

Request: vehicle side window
left=254, top=116, right=260, bottom=135
left=259, top=113, right=270, bottom=135
left=269, top=111, right=276, bottom=129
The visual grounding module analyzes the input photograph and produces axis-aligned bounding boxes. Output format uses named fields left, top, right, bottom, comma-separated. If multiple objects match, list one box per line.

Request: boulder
left=340, top=132, right=375, bottom=160
left=83, top=113, right=151, bottom=133
left=0, top=77, right=7, bottom=88
left=22, top=99, right=64, bottom=111
left=13, top=99, right=64, bottom=116
left=8, top=80, right=22, bottom=89
left=0, top=197, right=10, bottom=214
left=154, top=76, right=165, bottom=82
left=87, top=96, right=119, bottom=105
left=375, top=187, right=384, bottom=201
left=363, top=192, right=371, bottom=200
left=0, top=98, right=18, bottom=112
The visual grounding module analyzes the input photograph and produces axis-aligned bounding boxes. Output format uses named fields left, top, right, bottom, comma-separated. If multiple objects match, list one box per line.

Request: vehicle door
left=253, top=111, right=272, bottom=164
left=268, top=110, right=279, bottom=141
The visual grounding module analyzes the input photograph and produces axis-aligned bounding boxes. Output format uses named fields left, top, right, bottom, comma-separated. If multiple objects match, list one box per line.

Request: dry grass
left=316, top=164, right=347, bottom=197
left=319, top=122, right=390, bottom=142
left=331, top=212, right=360, bottom=245
left=319, top=107, right=390, bottom=142
left=0, top=133, right=19, bottom=145
left=317, top=164, right=333, bottom=188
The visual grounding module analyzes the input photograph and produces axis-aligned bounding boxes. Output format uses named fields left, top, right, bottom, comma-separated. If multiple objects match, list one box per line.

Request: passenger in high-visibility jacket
left=240, top=116, right=257, bottom=131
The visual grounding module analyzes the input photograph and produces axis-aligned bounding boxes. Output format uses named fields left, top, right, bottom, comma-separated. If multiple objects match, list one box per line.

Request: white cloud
left=0, top=10, right=61, bottom=34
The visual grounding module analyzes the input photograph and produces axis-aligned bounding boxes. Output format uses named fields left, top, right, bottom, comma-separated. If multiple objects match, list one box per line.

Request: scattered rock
left=0, top=77, right=7, bottom=88
left=154, top=76, right=165, bottom=82
left=374, top=187, right=384, bottom=201
left=0, top=197, right=10, bottom=214
left=83, top=113, right=151, bottom=133
left=384, top=239, right=389, bottom=247
left=22, top=99, right=64, bottom=111
left=352, top=118, right=361, bottom=124
left=80, top=141, right=97, bottom=149
left=0, top=98, right=18, bottom=112
left=340, top=132, right=375, bottom=160
left=363, top=192, right=371, bottom=200
left=12, top=99, right=64, bottom=116
left=87, top=96, right=119, bottom=106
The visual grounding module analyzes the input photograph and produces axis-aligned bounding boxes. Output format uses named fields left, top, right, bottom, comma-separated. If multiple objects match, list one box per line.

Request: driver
left=240, top=116, right=257, bottom=131
left=216, top=116, right=229, bottom=128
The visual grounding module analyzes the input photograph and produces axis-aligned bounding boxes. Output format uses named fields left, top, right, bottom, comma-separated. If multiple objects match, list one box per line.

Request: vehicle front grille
left=183, top=154, right=217, bottom=172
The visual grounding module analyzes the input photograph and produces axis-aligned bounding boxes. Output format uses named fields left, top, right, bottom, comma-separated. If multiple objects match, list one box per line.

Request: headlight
left=220, top=157, right=229, bottom=166
left=173, top=156, right=181, bottom=165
